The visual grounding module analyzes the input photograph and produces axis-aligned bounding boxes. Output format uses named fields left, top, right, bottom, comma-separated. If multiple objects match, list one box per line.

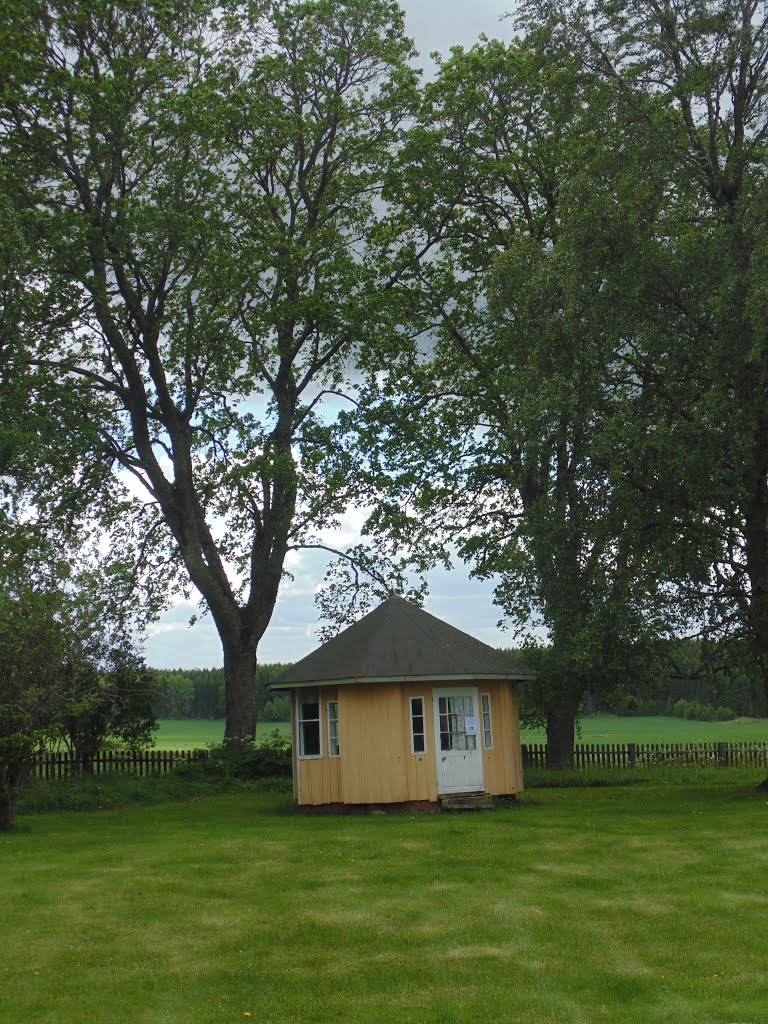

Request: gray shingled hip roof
left=271, top=594, right=535, bottom=689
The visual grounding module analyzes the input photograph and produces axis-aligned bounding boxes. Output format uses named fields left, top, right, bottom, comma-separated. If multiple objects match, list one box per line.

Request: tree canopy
left=2, top=0, right=765, bottom=763
left=0, top=0, right=421, bottom=740
left=342, top=2, right=768, bottom=764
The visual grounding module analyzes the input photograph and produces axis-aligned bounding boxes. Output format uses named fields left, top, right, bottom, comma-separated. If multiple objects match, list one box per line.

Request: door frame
left=432, top=686, right=484, bottom=795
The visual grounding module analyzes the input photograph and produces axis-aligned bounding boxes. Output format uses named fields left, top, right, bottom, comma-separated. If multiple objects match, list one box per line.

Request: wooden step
left=440, top=792, right=494, bottom=811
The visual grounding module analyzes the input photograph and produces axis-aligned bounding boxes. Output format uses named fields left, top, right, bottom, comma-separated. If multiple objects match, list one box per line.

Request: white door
left=433, top=688, right=484, bottom=794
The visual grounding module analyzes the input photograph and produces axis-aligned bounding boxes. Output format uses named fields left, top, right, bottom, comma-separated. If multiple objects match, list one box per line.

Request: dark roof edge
left=269, top=672, right=536, bottom=691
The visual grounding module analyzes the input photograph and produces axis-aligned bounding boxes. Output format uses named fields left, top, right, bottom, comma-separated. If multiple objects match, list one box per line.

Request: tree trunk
left=744, top=480, right=768, bottom=706
left=222, top=642, right=258, bottom=744
left=0, top=791, right=18, bottom=832
left=546, top=703, right=578, bottom=769
left=77, top=746, right=99, bottom=775
left=0, top=738, right=33, bottom=831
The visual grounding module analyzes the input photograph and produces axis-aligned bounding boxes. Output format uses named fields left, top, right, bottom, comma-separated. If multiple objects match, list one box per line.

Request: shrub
left=178, top=730, right=292, bottom=782
left=671, top=698, right=734, bottom=722
left=261, top=696, right=290, bottom=722
left=714, top=705, right=736, bottom=721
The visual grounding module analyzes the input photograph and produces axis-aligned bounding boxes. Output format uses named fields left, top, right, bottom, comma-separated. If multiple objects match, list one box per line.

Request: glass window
left=298, top=688, right=322, bottom=758
left=410, top=696, right=426, bottom=753
left=481, top=693, right=493, bottom=749
left=438, top=694, right=477, bottom=751
left=327, top=700, right=340, bottom=757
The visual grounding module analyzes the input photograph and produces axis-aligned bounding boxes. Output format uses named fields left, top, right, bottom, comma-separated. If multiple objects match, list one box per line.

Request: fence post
left=716, top=742, right=728, bottom=768
left=521, top=744, right=529, bottom=768
left=627, top=742, right=636, bottom=768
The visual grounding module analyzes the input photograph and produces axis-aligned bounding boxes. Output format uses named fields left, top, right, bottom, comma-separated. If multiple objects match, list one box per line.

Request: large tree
left=348, top=4, right=768, bottom=765
left=348, top=38, right=682, bottom=766
left=0, top=0, right=419, bottom=740
left=519, top=0, right=768, bottom=703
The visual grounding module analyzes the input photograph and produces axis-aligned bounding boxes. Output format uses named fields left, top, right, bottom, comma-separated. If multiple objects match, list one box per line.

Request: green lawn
left=151, top=714, right=768, bottom=750
left=521, top=712, right=768, bottom=744
left=152, top=719, right=289, bottom=749
left=2, top=782, right=767, bottom=1024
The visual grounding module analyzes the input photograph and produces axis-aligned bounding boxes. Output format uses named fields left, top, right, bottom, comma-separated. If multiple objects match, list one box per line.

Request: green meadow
left=152, top=719, right=290, bottom=749
left=151, top=714, right=768, bottom=750
left=3, top=780, right=767, bottom=1024
left=526, top=713, right=768, bottom=745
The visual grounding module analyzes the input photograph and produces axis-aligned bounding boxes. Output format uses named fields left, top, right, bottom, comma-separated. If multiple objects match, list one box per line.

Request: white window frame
left=297, top=688, right=323, bottom=760
left=480, top=692, right=493, bottom=750
left=327, top=699, right=340, bottom=758
left=410, top=696, right=427, bottom=754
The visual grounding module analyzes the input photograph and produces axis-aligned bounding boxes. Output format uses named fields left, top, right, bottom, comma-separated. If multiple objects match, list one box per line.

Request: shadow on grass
left=16, top=761, right=767, bottom=822
left=524, top=763, right=765, bottom=789
left=18, top=770, right=294, bottom=817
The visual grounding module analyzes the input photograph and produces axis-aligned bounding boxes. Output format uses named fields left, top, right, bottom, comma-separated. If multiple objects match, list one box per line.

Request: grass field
left=152, top=714, right=768, bottom=750
left=529, top=713, right=768, bottom=744
left=3, top=781, right=767, bottom=1024
left=152, top=719, right=290, bottom=749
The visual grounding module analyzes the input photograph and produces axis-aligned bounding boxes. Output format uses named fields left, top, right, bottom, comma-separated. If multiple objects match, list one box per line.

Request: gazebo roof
left=271, top=594, right=535, bottom=689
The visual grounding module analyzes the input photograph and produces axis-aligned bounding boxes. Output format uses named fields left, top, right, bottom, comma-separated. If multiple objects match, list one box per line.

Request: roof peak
left=272, top=595, right=535, bottom=689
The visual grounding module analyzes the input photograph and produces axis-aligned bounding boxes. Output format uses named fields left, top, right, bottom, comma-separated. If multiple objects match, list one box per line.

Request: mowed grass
left=152, top=719, right=290, bottom=749
left=151, top=714, right=768, bottom=750
left=521, top=712, right=768, bottom=745
left=3, top=784, right=768, bottom=1024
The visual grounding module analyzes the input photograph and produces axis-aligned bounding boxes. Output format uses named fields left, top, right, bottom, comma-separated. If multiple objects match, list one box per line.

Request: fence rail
left=521, top=740, right=768, bottom=770
left=30, top=740, right=768, bottom=779
left=31, top=748, right=208, bottom=780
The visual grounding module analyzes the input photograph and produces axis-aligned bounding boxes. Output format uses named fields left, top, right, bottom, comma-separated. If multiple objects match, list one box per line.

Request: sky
left=144, top=1, right=520, bottom=670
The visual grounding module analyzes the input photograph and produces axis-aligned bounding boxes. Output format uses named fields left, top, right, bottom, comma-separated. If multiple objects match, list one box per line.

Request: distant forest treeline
left=508, top=639, right=767, bottom=723
left=153, top=664, right=291, bottom=721
left=153, top=639, right=767, bottom=723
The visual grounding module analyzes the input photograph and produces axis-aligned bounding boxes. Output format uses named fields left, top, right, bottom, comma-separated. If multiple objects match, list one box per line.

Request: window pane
left=438, top=697, right=479, bottom=750
left=481, top=693, right=493, bottom=748
left=301, top=720, right=320, bottom=756
left=301, top=701, right=319, bottom=720
left=327, top=701, right=340, bottom=757
left=410, top=697, right=427, bottom=754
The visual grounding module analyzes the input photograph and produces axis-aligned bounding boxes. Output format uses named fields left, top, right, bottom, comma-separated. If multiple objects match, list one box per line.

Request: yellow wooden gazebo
left=271, top=595, right=535, bottom=809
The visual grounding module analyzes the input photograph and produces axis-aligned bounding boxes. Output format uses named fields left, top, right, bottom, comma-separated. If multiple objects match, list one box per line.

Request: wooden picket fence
left=521, top=740, right=768, bottom=770
left=31, top=748, right=208, bottom=780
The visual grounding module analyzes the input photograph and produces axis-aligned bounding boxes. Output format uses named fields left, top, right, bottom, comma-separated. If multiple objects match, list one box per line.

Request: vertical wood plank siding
left=292, top=680, right=525, bottom=806
left=298, top=686, right=342, bottom=805
left=291, top=690, right=299, bottom=801
left=341, top=684, right=407, bottom=804
left=400, top=684, right=439, bottom=801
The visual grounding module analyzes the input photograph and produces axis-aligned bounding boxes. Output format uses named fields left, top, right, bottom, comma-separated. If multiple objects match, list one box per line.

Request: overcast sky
left=144, top=1, right=520, bottom=670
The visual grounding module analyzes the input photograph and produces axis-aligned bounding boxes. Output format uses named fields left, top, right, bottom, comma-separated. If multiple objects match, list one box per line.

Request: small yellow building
left=271, top=595, right=535, bottom=809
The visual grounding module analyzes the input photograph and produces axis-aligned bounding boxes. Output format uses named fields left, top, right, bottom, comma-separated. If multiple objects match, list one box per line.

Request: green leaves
left=0, top=0, right=429, bottom=736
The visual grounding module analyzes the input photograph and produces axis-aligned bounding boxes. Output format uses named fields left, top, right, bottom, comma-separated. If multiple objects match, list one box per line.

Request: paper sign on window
left=464, top=715, right=479, bottom=736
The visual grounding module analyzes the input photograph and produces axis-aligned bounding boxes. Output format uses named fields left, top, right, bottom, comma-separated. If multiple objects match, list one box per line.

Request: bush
left=261, top=696, right=290, bottom=722
left=671, top=698, right=734, bottom=722
left=179, top=730, right=292, bottom=782
left=714, top=705, right=737, bottom=721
